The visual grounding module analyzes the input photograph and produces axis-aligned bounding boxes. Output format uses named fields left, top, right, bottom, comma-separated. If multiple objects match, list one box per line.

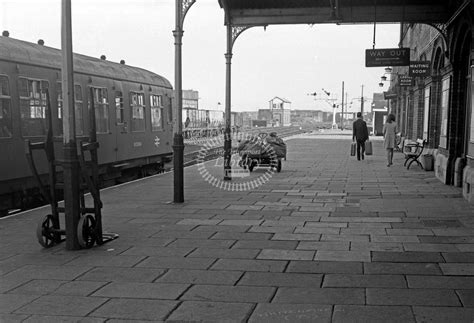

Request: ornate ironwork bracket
left=427, top=23, right=450, bottom=60
left=180, top=0, right=196, bottom=27
left=231, top=25, right=266, bottom=50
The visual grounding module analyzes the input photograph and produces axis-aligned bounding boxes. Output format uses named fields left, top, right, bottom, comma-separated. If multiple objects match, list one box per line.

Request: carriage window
left=89, top=87, right=109, bottom=133
left=74, top=85, right=84, bottom=135
left=57, top=83, right=84, bottom=136
left=167, top=97, right=173, bottom=124
left=130, top=91, right=145, bottom=132
left=19, top=78, right=49, bottom=137
left=115, top=91, right=124, bottom=125
left=0, top=75, right=12, bottom=137
left=150, top=94, right=163, bottom=131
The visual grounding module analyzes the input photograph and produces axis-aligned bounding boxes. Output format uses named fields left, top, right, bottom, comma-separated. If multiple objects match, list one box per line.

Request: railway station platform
left=2, top=133, right=474, bottom=322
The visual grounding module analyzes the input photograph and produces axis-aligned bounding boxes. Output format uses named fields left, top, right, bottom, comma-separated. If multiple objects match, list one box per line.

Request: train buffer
left=25, top=89, right=118, bottom=249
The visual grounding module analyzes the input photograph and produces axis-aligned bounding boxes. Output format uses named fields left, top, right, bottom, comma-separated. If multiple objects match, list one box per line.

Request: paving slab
left=366, top=288, right=461, bottom=306
left=272, top=287, right=365, bottom=305
left=323, top=274, right=407, bottom=288
left=76, top=267, right=166, bottom=283
left=136, top=256, right=216, bottom=270
left=332, top=305, right=415, bottom=323
left=156, top=269, right=243, bottom=285
left=413, top=306, right=474, bottom=323
left=457, top=290, right=474, bottom=307
left=238, top=272, right=322, bottom=287
left=91, top=298, right=178, bottom=321
left=92, top=282, right=189, bottom=299
left=180, top=285, right=275, bottom=303
left=364, top=262, right=442, bottom=275
left=211, top=258, right=287, bottom=272
left=22, top=315, right=104, bottom=323
left=442, top=252, right=474, bottom=262
left=167, top=301, right=253, bottom=322
left=248, top=303, right=332, bottom=323
left=372, top=251, right=444, bottom=263
left=315, top=250, right=371, bottom=262
left=257, top=249, right=315, bottom=261
left=407, top=275, right=474, bottom=289
left=439, top=263, right=474, bottom=275
left=14, top=295, right=108, bottom=317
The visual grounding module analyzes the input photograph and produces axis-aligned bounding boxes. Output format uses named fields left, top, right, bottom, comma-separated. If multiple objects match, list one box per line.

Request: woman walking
left=383, top=114, right=397, bottom=167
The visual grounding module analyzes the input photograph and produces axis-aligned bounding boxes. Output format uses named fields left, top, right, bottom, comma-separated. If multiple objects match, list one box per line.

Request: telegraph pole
left=340, top=81, right=344, bottom=130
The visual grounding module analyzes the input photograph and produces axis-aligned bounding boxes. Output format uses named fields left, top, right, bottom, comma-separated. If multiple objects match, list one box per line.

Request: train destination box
left=409, top=61, right=431, bottom=77
left=365, top=48, right=410, bottom=67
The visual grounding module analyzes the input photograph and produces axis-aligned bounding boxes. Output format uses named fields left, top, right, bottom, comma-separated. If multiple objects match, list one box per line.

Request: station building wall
left=387, top=7, right=474, bottom=204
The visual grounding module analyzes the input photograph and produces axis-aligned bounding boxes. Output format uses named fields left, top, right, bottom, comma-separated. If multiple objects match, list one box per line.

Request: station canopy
left=218, top=0, right=464, bottom=26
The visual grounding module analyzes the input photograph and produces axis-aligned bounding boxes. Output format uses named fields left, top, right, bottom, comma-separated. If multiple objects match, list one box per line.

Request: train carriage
left=0, top=35, right=174, bottom=215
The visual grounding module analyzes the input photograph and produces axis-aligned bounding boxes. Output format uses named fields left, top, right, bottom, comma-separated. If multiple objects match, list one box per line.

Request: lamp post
left=173, top=0, right=196, bottom=203
left=61, top=0, right=81, bottom=250
left=222, top=24, right=262, bottom=180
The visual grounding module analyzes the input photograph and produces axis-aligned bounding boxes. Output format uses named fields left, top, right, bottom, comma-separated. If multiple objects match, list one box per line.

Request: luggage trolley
left=26, top=89, right=118, bottom=249
left=238, top=132, right=286, bottom=173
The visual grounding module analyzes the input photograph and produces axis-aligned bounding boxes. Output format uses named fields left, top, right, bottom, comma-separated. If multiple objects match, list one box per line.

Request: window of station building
left=90, top=87, right=109, bottom=134
left=423, top=86, right=430, bottom=141
left=150, top=94, right=163, bottom=131
left=439, top=76, right=451, bottom=148
left=115, top=91, right=124, bottom=125
left=0, top=75, right=12, bottom=138
left=130, top=91, right=145, bottom=132
left=57, top=83, right=84, bottom=136
left=18, top=78, right=49, bottom=137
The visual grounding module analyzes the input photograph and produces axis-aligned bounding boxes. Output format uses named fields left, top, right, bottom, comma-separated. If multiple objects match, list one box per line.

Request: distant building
left=183, top=90, right=199, bottom=110
left=240, top=111, right=258, bottom=128
left=290, top=110, right=332, bottom=123
left=268, top=97, right=291, bottom=126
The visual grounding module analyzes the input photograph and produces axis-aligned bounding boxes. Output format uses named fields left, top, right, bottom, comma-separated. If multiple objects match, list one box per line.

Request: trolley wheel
left=77, top=214, right=96, bottom=249
left=276, top=159, right=282, bottom=173
left=248, top=159, right=256, bottom=172
left=36, top=214, right=57, bottom=248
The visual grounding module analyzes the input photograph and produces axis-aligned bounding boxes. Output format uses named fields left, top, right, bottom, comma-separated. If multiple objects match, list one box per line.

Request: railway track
left=181, top=126, right=308, bottom=167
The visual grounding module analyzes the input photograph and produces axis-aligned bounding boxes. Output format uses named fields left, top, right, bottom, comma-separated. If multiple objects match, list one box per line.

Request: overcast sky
left=1, top=0, right=400, bottom=112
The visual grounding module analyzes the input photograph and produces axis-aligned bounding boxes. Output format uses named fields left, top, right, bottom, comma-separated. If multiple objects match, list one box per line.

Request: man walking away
left=352, top=112, right=369, bottom=161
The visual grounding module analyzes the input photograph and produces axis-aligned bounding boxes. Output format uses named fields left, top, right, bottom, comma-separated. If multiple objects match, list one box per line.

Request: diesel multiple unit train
left=0, top=34, right=175, bottom=215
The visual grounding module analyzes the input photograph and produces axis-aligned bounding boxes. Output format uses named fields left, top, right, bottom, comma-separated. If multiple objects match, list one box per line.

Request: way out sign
left=409, top=61, right=431, bottom=77
left=365, top=48, right=410, bottom=67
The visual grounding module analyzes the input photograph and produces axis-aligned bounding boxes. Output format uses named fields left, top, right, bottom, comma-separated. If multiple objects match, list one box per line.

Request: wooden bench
left=403, top=139, right=426, bottom=170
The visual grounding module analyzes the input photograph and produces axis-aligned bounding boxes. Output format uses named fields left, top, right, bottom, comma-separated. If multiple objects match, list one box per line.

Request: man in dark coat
left=352, top=112, right=369, bottom=160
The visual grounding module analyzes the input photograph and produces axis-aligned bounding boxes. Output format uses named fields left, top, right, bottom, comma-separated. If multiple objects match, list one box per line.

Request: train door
left=88, top=85, right=117, bottom=165
left=113, top=83, right=126, bottom=162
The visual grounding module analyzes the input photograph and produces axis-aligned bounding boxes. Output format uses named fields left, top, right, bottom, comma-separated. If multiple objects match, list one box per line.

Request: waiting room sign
left=409, top=61, right=431, bottom=77
left=365, top=48, right=410, bottom=67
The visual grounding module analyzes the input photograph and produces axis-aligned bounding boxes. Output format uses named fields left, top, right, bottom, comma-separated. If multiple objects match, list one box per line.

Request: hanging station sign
left=384, top=92, right=398, bottom=100
left=409, top=61, right=431, bottom=77
left=399, top=75, right=414, bottom=87
left=365, top=48, right=410, bottom=67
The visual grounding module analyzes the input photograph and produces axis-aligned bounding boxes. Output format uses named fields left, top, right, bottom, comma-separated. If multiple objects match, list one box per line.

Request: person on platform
left=383, top=113, right=397, bottom=167
left=352, top=112, right=369, bottom=161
